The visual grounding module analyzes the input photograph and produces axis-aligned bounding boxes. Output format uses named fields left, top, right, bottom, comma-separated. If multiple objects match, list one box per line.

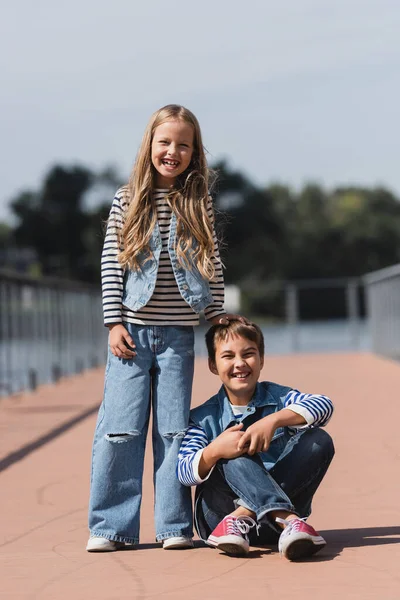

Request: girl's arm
left=101, top=190, right=126, bottom=326
left=203, top=197, right=226, bottom=322
left=101, top=189, right=136, bottom=358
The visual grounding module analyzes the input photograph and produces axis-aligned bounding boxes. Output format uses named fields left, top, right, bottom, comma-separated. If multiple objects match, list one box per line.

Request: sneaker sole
left=284, top=538, right=326, bottom=561
left=86, top=546, right=117, bottom=552
left=207, top=534, right=249, bottom=556
left=163, top=542, right=194, bottom=550
left=86, top=541, right=134, bottom=552
left=217, top=542, right=249, bottom=556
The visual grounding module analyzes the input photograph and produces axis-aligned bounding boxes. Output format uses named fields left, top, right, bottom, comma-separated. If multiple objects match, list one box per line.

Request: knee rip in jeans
left=161, top=430, right=186, bottom=440
left=105, top=431, right=140, bottom=443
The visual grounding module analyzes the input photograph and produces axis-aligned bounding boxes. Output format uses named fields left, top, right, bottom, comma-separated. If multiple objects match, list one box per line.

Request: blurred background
left=1, top=0, right=400, bottom=395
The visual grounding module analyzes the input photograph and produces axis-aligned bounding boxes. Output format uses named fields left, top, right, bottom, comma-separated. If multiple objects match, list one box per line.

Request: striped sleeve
left=101, top=189, right=127, bottom=326
left=283, top=389, right=334, bottom=427
left=177, top=425, right=211, bottom=486
left=204, top=196, right=225, bottom=321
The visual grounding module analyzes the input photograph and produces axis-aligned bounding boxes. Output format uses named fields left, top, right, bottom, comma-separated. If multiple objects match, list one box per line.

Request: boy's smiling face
left=208, top=333, right=264, bottom=405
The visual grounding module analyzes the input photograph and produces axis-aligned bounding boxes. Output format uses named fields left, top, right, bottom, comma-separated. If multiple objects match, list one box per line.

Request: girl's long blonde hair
left=118, top=104, right=217, bottom=280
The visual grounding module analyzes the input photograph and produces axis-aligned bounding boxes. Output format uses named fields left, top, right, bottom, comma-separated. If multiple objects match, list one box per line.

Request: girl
left=87, top=104, right=237, bottom=551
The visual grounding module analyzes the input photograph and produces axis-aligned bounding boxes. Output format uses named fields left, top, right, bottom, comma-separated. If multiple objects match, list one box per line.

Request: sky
left=1, top=0, right=399, bottom=221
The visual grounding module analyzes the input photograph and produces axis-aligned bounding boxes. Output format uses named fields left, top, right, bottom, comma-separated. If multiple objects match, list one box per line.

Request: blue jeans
left=195, top=428, right=334, bottom=544
left=88, top=324, right=194, bottom=543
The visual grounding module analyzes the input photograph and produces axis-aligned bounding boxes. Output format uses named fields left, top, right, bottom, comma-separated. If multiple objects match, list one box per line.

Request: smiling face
left=209, top=333, right=264, bottom=406
left=151, top=118, right=194, bottom=188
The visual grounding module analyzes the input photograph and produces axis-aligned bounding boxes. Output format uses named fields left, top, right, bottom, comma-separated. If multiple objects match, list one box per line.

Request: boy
left=177, top=320, right=334, bottom=559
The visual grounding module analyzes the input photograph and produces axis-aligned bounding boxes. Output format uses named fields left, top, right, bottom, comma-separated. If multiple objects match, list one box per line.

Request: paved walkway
left=1, top=352, right=399, bottom=599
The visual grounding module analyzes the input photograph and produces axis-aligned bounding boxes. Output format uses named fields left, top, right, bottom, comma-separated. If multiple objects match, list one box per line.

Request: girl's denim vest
left=122, top=212, right=214, bottom=313
left=189, top=381, right=294, bottom=471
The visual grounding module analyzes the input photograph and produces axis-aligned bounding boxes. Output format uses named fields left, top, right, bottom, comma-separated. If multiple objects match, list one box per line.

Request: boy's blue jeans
left=88, top=324, right=194, bottom=544
left=195, top=428, right=334, bottom=544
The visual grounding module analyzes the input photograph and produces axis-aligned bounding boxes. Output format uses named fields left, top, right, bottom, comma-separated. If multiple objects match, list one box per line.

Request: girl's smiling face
left=151, top=119, right=194, bottom=188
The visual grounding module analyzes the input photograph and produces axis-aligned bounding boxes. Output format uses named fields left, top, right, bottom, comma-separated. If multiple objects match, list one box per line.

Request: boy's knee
left=308, top=428, right=335, bottom=461
left=219, top=453, right=265, bottom=476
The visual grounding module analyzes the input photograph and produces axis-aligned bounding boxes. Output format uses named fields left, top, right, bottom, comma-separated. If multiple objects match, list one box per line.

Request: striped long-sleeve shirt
left=101, top=187, right=225, bottom=326
left=177, top=389, right=333, bottom=486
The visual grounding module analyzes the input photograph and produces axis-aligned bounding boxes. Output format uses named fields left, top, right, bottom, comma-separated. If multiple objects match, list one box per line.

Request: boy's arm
left=177, top=425, right=211, bottom=486
left=237, top=390, right=334, bottom=455
left=198, top=424, right=245, bottom=479
left=177, top=423, right=246, bottom=485
left=283, top=389, right=334, bottom=427
left=237, top=409, right=306, bottom=455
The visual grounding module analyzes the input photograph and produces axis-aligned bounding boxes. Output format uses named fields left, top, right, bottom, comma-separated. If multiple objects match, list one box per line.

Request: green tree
left=0, top=222, right=11, bottom=248
left=213, top=161, right=286, bottom=283
left=328, top=187, right=400, bottom=275
left=12, top=166, right=93, bottom=279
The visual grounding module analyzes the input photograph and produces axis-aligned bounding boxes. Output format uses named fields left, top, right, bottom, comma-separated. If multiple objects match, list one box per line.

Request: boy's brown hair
left=205, top=319, right=265, bottom=363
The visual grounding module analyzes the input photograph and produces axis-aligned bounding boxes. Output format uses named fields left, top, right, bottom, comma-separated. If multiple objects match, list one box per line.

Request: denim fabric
left=122, top=215, right=213, bottom=313
left=88, top=324, right=195, bottom=543
left=195, top=428, right=334, bottom=545
left=190, top=382, right=294, bottom=471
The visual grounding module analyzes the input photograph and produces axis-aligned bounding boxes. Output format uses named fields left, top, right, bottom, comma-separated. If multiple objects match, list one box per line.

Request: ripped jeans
left=88, top=324, right=194, bottom=544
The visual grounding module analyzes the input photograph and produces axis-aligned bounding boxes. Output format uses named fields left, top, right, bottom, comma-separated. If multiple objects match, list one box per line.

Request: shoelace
left=234, top=516, right=260, bottom=537
left=276, top=516, right=306, bottom=533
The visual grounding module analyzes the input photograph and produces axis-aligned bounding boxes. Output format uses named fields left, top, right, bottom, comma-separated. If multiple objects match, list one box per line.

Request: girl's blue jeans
left=88, top=324, right=194, bottom=544
left=195, top=428, right=335, bottom=544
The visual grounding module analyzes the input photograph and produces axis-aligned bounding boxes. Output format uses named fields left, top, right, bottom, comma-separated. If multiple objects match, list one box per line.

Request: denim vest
left=189, top=381, right=294, bottom=471
left=122, top=212, right=214, bottom=313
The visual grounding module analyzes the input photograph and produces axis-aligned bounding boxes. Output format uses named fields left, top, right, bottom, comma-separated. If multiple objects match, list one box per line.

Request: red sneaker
left=276, top=517, right=326, bottom=560
left=207, top=515, right=258, bottom=556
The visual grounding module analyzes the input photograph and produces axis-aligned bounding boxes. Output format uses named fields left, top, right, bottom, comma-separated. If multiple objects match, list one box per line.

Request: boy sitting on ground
left=177, top=319, right=334, bottom=559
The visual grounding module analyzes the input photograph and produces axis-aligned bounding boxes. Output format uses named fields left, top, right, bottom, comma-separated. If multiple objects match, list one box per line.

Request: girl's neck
left=154, top=174, right=176, bottom=189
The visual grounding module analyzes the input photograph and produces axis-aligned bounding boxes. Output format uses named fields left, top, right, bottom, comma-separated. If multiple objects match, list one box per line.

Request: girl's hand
left=108, top=324, right=136, bottom=359
left=209, top=313, right=250, bottom=326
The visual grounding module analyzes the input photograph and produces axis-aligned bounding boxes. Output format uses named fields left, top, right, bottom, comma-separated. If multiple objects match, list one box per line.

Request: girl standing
left=87, top=104, right=235, bottom=551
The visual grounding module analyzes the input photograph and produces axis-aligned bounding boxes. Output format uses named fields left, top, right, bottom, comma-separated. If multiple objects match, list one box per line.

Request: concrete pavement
left=1, top=352, right=399, bottom=599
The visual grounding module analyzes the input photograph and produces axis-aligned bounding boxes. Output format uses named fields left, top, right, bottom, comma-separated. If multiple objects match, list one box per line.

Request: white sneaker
left=86, top=536, right=134, bottom=552
left=276, top=517, right=326, bottom=560
left=162, top=536, right=194, bottom=550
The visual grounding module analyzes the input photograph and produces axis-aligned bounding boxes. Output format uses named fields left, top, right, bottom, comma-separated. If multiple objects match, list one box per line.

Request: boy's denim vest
left=189, top=381, right=294, bottom=471
left=122, top=212, right=214, bottom=313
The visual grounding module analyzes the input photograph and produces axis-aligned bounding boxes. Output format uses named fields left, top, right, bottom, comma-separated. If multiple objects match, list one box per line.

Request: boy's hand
left=237, top=410, right=307, bottom=455
left=108, top=324, right=136, bottom=358
left=237, top=416, right=277, bottom=455
left=209, top=423, right=247, bottom=460
left=198, top=423, right=247, bottom=480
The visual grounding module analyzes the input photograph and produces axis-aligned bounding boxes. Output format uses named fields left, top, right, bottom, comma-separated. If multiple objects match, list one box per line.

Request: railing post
left=364, top=263, right=400, bottom=358
left=28, top=368, right=38, bottom=392
left=346, top=279, right=359, bottom=349
left=285, top=283, right=299, bottom=352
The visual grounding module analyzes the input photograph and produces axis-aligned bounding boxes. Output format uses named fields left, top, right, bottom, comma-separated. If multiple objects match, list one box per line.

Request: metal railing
left=364, top=263, right=400, bottom=359
left=236, top=277, right=365, bottom=353
left=283, top=277, right=362, bottom=351
left=0, top=269, right=371, bottom=396
left=0, top=270, right=106, bottom=397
